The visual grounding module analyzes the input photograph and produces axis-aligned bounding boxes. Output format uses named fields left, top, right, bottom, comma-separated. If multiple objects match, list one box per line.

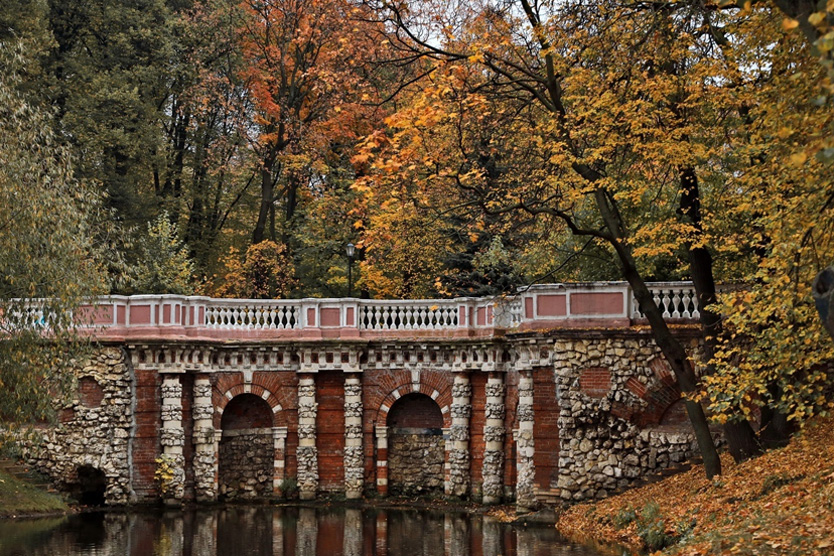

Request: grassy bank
left=557, top=416, right=834, bottom=555
left=0, top=469, right=68, bottom=518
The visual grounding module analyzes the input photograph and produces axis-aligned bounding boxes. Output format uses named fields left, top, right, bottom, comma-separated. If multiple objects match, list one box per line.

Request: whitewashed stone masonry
left=514, top=371, right=536, bottom=510
left=343, top=374, right=364, bottom=499
left=160, top=375, right=186, bottom=503
left=446, top=373, right=471, bottom=497
left=192, top=377, right=216, bottom=501
left=297, top=375, right=318, bottom=500
left=481, top=374, right=506, bottom=504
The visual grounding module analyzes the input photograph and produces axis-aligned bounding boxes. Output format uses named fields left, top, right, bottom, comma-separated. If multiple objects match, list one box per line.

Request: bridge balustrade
left=40, top=281, right=700, bottom=341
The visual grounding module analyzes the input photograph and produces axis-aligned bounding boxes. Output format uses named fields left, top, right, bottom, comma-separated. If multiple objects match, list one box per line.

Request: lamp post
left=346, top=243, right=355, bottom=297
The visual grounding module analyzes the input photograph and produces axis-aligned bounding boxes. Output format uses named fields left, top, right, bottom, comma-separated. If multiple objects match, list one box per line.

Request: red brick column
left=375, top=425, right=388, bottom=496
left=272, top=426, right=287, bottom=495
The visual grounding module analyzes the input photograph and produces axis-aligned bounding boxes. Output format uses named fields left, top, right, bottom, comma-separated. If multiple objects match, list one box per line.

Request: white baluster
left=671, top=291, right=682, bottom=318
left=681, top=292, right=692, bottom=319
left=652, top=291, right=662, bottom=317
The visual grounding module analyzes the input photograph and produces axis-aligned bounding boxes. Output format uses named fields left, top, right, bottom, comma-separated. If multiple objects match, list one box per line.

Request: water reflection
left=0, top=506, right=606, bottom=556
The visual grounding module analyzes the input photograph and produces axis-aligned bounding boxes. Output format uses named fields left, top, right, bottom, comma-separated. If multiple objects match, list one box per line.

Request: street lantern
left=346, top=243, right=355, bottom=297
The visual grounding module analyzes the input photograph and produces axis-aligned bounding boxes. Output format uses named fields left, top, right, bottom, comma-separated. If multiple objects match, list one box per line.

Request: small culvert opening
left=73, top=465, right=107, bottom=506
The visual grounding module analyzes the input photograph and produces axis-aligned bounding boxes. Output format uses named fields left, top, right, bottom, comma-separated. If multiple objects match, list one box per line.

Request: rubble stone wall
left=387, top=431, right=445, bottom=495
left=218, top=430, right=273, bottom=499
left=24, top=347, right=134, bottom=505
left=553, top=335, right=700, bottom=502
left=18, top=331, right=704, bottom=507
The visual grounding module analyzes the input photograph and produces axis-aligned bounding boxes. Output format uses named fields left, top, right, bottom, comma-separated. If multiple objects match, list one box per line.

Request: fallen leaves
left=557, top=415, right=834, bottom=555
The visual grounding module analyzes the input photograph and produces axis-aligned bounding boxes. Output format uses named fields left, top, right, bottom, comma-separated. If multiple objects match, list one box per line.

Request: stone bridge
left=23, top=282, right=704, bottom=509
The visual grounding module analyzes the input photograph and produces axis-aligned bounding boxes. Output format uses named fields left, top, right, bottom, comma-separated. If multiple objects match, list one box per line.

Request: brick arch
left=613, top=357, right=682, bottom=426
left=213, top=383, right=284, bottom=428
left=377, top=384, right=452, bottom=428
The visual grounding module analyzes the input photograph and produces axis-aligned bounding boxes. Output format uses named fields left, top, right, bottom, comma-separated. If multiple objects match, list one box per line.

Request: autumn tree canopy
left=1, top=0, right=832, bottom=453
left=358, top=0, right=834, bottom=472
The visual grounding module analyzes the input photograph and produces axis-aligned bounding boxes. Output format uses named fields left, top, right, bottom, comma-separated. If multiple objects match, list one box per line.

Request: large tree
left=0, top=37, right=105, bottom=427
left=361, top=0, right=834, bottom=474
left=236, top=0, right=386, bottom=250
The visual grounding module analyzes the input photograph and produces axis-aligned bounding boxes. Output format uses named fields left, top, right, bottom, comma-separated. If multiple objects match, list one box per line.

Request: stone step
left=0, top=457, right=51, bottom=487
left=534, top=488, right=562, bottom=506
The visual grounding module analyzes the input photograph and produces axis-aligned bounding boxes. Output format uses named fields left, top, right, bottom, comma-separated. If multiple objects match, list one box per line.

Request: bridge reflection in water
left=0, top=506, right=608, bottom=556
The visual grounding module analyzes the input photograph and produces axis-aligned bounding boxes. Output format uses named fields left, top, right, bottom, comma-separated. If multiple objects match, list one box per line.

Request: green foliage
left=758, top=473, right=800, bottom=497
left=441, top=234, right=526, bottom=297
left=128, top=212, right=195, bottom=295
left=43, top=0, right=178, bottom=230
left=0, top=39, right=103, bottom=426
left=635, top=501, right=679, bottom=551
left=613, top=505, right=637, bottom=529
left=279, top=475, right=298, bottom=499
left=0, top=469, right=68, bottom=517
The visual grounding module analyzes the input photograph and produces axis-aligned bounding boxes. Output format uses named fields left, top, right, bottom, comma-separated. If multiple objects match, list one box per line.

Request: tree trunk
left=679, top=166, right=761, bottom=462
left=759, top=383, right=794, bottom=448
left=593, top=187, right=722, bottom=478
left=253, top=162, right=274, bottom=245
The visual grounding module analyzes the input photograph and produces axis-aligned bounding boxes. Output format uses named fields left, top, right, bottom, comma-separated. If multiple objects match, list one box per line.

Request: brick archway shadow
left=213, top=383, right=285, bottom=429
left=377, top=383, right=452, bottom=429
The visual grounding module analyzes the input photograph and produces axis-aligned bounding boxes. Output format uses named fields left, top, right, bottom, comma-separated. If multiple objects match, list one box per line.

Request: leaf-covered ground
left=556, top=416, right=834, bottom=555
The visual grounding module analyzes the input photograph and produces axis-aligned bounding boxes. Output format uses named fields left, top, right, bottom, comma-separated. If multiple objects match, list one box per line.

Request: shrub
left=635, top=501, right=680, bottom=551
left=613, top=505, right=637, bottom=529
left=279, top=475, right=298, bottom=499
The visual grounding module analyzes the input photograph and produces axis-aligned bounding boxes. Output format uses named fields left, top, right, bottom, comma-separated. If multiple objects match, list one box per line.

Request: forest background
left=1, top=0, right=834, bottom=463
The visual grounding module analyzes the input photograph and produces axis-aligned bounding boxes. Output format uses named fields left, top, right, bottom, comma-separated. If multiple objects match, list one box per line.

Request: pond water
left=0, top=505, right=612, bottom=556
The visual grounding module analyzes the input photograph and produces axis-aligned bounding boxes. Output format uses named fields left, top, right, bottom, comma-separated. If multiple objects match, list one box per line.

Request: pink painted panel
left=459, top=306, right=467, bottom=326
left=487, top=305, right=493, bottom=324
left=198, top=306, right=205, bottom=325
left=130, top=305, right=152, bottom=325
left=537, top=294, right=567, bottom=317
left=162, top=304, right=171, bottom=324
left=116, top=306, right=126, bottom=325
left=320, top=308, right=340, bottom=327
left=477, top=307, right=486, bottom=326
left=78, top=305, right=114, bottom=325
left=307, top=307, right=317, bottom=327
left=571, top=292, right=624, bottom=315
left=525, top=298, right=534, bottom=318
left=346, top=307, right=355, bottom=327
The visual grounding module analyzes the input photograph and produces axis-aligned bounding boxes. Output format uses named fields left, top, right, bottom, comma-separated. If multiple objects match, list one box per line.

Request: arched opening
left=386, top=393, right=445, bottom=496
left=73, top=465, right=107, bottom=506
left=218, top=393, right=274, bottom=500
